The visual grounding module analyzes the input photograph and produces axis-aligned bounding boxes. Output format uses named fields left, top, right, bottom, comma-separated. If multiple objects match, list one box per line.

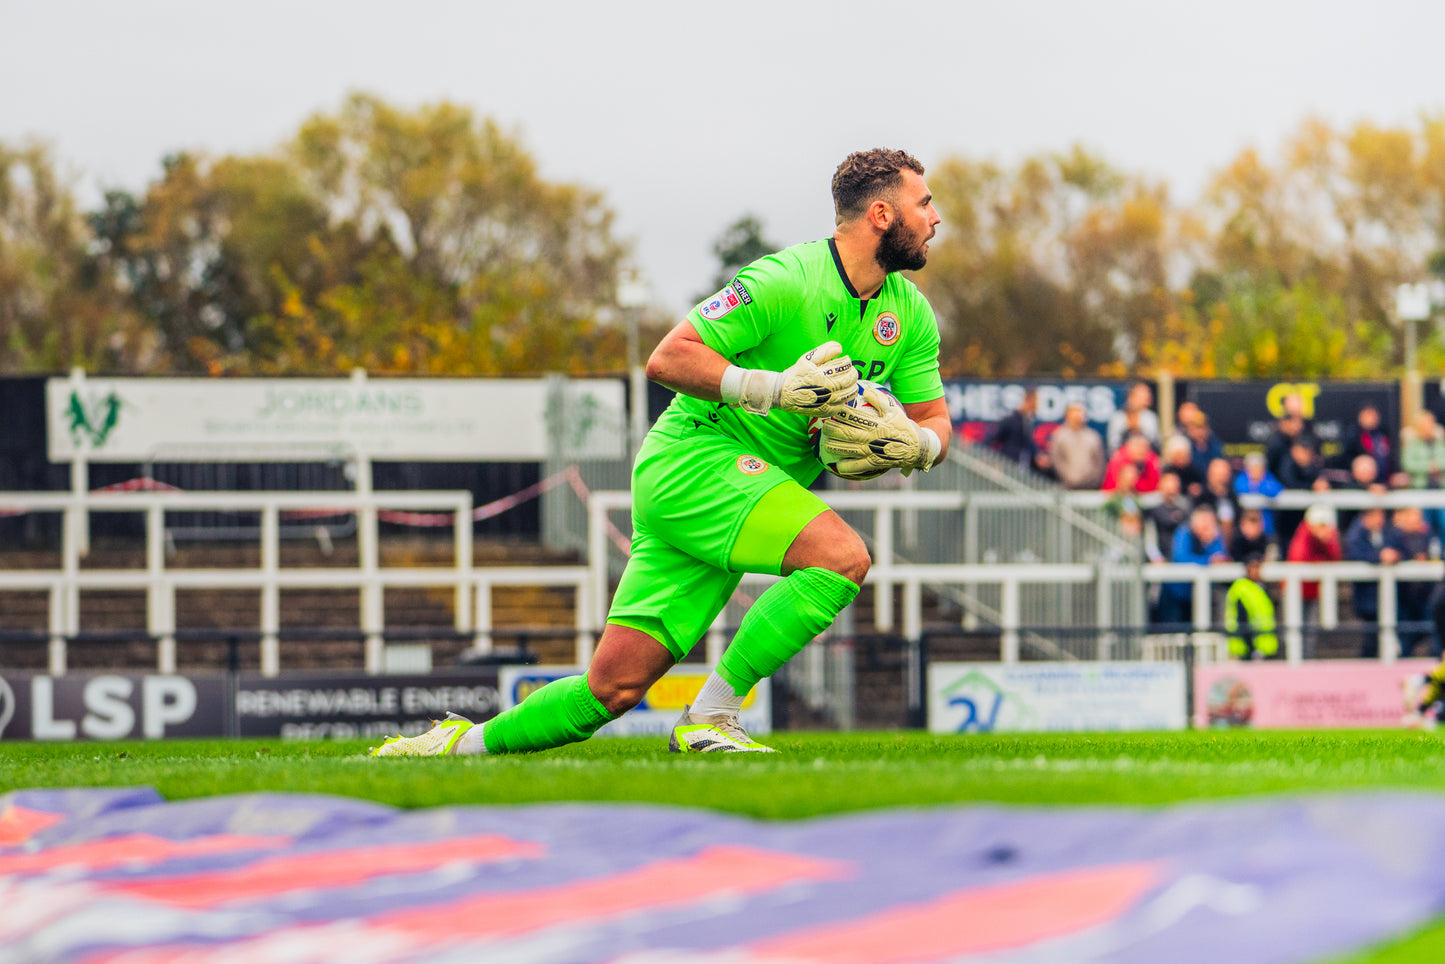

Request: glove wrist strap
left=721, top=365, right=782, bottom=416
left=917, top=427, right=941, bottom=471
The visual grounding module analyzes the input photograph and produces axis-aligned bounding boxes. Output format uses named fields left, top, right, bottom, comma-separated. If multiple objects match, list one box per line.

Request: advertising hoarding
left=1195, top=659, right=1436, bottom=729
left=1186, top=380, right=1397, bottom=464
left=928, top=662, right=1187, bottom=733
left=498, top=666, right=771, bottom=738
left=235, top=670, right=502, bottom=741
left=47, top=376, right=624, bottom=462
left=0, top=672, right=228, bottom=741
left=942, top=378, right=1132, bottom=448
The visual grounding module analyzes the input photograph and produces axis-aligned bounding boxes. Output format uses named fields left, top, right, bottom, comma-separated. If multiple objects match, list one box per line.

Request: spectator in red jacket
left=1103, top=431, right=1161, bottom=493
left=1286, top=503, right=1343, bottom=658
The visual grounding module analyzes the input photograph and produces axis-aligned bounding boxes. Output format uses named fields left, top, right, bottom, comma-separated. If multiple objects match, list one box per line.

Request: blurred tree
left=94, top=152, right=338, bottom=374
left=266, top=92, right=630, bottom=374
left=701, top=214, right=778, bottom=299
left=90, top=93, right=631, bottom=376
left=0, top=141, right=149, bottom=373
left=919, top=147, right=1173, bottom=376
left=1197, top=116, right=1444, bottom=372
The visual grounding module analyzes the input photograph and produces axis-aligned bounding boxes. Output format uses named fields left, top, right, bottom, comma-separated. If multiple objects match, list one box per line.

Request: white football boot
left=668, top=705, right=776, bottom=753
left=370, top=712, right=474, bottom=757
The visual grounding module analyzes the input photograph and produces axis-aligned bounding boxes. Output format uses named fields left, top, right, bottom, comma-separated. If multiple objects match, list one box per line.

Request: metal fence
left=550, top=395, right=1148, bottom=641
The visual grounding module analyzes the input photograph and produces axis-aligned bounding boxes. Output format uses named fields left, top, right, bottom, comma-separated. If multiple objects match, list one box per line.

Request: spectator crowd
left=984, top=383, right=1445, bottom=659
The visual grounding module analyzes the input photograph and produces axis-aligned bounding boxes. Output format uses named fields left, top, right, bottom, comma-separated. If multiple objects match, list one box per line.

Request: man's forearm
left=644, top=329, right=730, bottom=402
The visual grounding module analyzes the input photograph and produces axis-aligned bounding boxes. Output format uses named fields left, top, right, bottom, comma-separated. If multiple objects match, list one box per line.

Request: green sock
left=716, top=567, right=860, bottom=695
left=482, top=675, right=617, bottom=754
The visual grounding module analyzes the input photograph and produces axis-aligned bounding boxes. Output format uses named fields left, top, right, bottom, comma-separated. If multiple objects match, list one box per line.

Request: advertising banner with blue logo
left=499, top=666, right=770, bottom=737
left=928, top=662, right=1186, bottom=733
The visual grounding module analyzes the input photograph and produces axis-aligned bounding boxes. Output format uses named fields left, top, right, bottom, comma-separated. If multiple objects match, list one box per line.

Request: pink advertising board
left=1195, top=659, right=1439, bottom=729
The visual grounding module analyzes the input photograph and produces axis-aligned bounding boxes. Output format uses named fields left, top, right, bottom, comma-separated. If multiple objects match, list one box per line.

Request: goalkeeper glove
left=720, top=342, right=859, bottom=416
left=823, top=384, right=942, bottom=477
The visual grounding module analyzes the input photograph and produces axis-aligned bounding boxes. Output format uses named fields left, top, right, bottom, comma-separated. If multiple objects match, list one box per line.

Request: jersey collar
left=827, top=238, right=861, bottom=299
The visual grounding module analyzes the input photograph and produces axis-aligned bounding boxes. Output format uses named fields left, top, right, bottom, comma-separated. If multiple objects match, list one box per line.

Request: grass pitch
left=4, top=728, right=1445, bottom=961
left=6, top=729, right=1445, bottom=816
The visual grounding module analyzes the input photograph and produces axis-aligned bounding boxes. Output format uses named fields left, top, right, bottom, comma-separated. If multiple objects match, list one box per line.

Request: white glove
left=720, top=342, right=858, bottom=416
left=822, top=384, right=941, bottom=477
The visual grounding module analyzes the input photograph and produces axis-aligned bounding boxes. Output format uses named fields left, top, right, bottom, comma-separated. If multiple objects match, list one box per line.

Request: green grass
left=6, top=729, right=1445, bottom=816
left=6, top=728, right=1445, bottom=962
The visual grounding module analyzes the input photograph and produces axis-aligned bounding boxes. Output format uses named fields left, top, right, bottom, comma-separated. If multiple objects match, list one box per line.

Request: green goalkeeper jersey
left=663, top=238, right=944, bottom=482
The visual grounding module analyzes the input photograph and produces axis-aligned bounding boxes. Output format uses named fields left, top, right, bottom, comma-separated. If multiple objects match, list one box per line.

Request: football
left=809, top=380, right=900, bottom=481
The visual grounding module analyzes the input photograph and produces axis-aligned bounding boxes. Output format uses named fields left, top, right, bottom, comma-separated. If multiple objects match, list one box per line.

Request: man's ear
left=868, top=198, right=893, bottom=231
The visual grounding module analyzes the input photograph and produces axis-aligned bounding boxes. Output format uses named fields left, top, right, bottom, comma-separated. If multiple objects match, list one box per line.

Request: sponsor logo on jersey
left=732, top=279, right=752, bottom=305
left=873, top=312, right=900, bottom=346
left=699, top=286, right=743, bottom=321
left=736, top=455, right=768, bottom=475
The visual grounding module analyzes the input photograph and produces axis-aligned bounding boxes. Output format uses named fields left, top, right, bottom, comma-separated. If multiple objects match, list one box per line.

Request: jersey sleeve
left=686, top=254, right=803, bottom=361
left=887, top=288, right=944, bottom=404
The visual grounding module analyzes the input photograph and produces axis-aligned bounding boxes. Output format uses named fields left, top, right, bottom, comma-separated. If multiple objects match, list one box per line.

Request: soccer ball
left=809, top=380, right=900, bottom=481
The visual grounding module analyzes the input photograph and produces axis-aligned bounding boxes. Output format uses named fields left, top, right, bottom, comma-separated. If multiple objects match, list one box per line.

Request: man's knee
left=589, top=677, right=648, bottom=717
left=586, top=623, right=676, bottom=717
left=827, top=535, right=871, bottom=585
left=784, top=513, right=870, bottom=585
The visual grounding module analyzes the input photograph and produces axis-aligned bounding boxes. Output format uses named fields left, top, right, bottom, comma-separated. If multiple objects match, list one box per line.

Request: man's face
left=1362, top=508, right=1385, bottom=531
left=1241, top=514, right=1263, bottom=537
left=1191, top=512, right=1218, bottom=543
left=1130, top=384, right=1152, bottom=410
left=1360, top=408, right=1379, bottom=431
left=1065, top=405, right=1085, bottom=428
left=875, top=171, right=940, bottom=273
left=1352, top=456, right=1377, bottom=485
left=1397, top=508, right=1425, bottom=532
left=1207, top=459, right=1231, bottom=487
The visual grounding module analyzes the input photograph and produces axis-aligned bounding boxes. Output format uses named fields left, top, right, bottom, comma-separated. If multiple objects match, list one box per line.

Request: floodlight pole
left=1396, top=283, right=1433, bottom=425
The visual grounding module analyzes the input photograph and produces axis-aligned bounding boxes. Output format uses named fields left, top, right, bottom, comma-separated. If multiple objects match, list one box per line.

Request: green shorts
left=607, top=419, right=829, bottom=660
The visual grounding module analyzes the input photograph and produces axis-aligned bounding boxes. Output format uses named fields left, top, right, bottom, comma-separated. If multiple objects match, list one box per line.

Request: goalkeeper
left=374, top=148, right=950, bottom=757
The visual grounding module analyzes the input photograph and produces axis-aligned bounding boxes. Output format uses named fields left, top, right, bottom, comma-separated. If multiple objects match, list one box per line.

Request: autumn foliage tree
left=76, top=93, right=631, bottom=376
left=0, top=141, right=149, bottom=372
left=8, top=103, right=1445, bottom=380
left=919, top=116, right=1445, bottom=379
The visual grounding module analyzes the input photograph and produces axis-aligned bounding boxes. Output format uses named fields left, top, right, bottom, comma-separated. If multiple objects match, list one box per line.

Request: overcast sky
left=4, top=0, right=1444, bottom=311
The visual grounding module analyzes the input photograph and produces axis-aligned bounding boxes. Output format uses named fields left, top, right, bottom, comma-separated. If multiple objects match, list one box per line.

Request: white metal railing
left=0, top=490, right=594, bottom=676
left=1140, top=560, right=1441, bottom=665
left=9, top=487, right=1445, bottom=676
left=587, top=491, right=1442, bottom=665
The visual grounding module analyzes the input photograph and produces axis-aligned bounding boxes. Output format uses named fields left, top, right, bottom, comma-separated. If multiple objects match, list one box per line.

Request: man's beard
left=876, top=218, right=928, bottom=273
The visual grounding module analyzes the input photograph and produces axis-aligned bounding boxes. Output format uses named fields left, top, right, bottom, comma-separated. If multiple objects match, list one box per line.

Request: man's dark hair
left=832, top=149, right=925, bottom=221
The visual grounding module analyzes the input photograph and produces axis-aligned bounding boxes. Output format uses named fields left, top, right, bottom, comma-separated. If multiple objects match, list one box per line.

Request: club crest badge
left=873, top=312, right=900, bottom=346
left=699, top=285, right=744, bottom=321
left=736, top=455, right=768, bottom=475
